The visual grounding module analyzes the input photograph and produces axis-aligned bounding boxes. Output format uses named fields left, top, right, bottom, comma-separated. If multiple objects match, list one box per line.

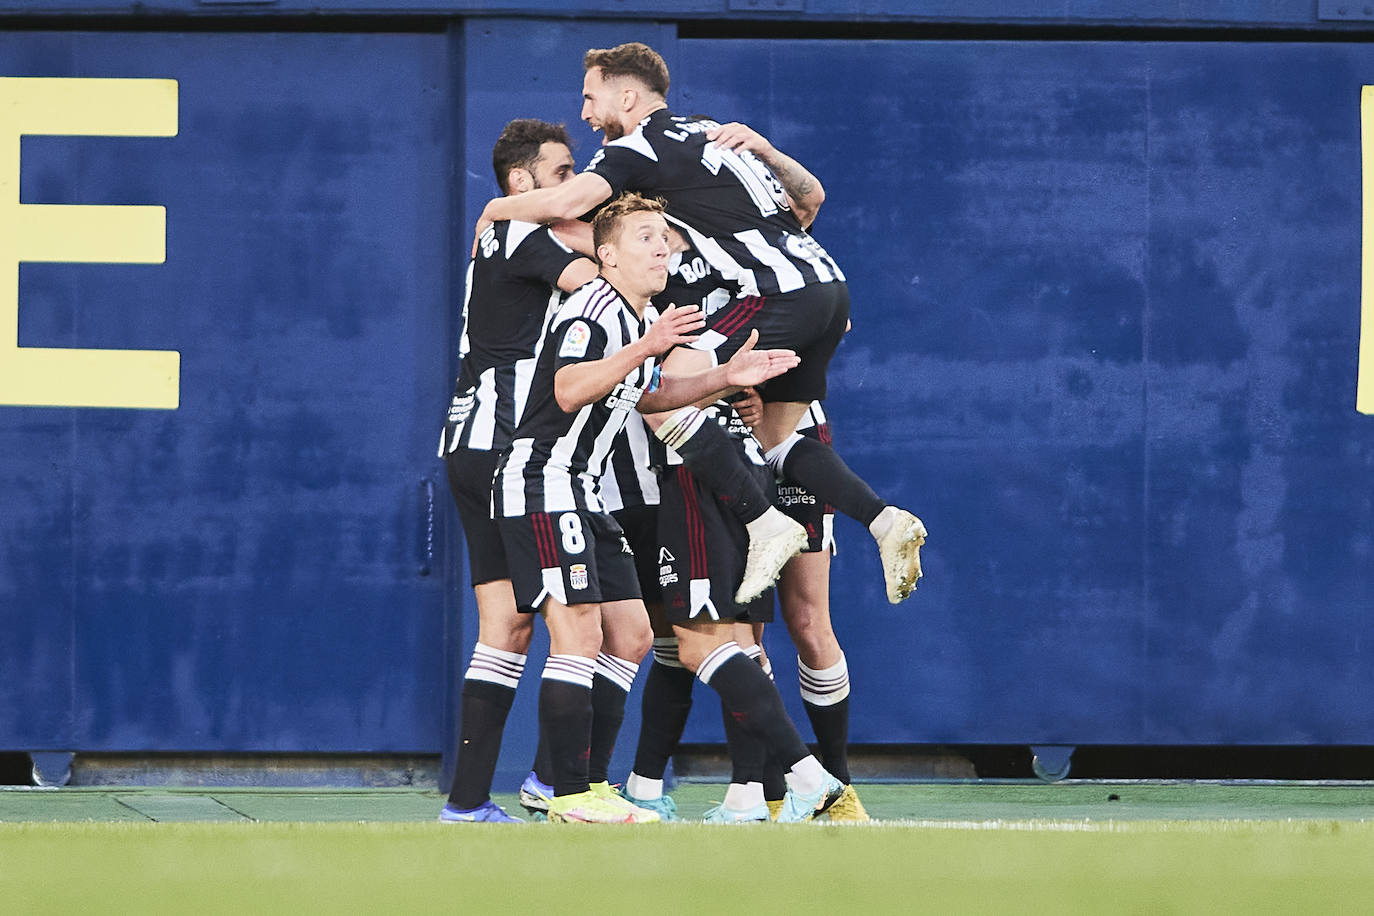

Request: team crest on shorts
left=569, top=563, right=589, bottom=590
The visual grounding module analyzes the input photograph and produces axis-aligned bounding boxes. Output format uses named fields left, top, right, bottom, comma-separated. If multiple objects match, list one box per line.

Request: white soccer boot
left=735, top=507, right=808, bottom=604
left=871, top=506, right=927, bottom=604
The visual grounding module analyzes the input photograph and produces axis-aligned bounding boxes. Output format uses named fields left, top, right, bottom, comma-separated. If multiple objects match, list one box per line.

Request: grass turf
left=5, top=783, right=1374, bottom=914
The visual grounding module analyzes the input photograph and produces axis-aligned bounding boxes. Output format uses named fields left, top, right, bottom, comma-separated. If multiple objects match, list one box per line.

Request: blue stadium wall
left=3, top=3, right=1374, bottom=782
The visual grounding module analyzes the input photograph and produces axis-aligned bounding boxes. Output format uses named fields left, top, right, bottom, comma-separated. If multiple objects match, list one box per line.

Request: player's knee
left=480, top=623, right=533, bottom=656
left=545, top=601, right=603, bottom=657
left=603, top=616, right=652, bottom=664
left=786, top=613, right=838, bottom=662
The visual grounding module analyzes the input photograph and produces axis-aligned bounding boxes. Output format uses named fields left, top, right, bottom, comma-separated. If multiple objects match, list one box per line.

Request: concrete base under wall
left=11, top=746, right=1374, bottom=787
left=63, top=754, right=444, bottom=789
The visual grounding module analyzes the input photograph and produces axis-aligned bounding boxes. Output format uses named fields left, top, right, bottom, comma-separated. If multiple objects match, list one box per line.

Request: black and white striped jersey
left=599, top=416, right=660, bottom=512
left=439, top=219, right=582, bottom=456
left=583, top=109, right=845, bottom=298
left=493, top=277, right=658, bottom=517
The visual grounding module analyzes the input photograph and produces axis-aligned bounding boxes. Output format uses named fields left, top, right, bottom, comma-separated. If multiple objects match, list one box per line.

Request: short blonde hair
left=592, top=192, right=667, bottom=258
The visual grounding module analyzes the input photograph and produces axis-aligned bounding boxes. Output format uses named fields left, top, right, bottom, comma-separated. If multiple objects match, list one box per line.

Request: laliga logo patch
left=559, top=321, right=592, bottom=359
left=569, top=563, right=589, bottom=590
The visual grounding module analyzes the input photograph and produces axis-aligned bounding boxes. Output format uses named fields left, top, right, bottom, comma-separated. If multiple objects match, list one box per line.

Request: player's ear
left=508, top=167, right=532, bottom=194
left=597, top=242, right=616, bottom=267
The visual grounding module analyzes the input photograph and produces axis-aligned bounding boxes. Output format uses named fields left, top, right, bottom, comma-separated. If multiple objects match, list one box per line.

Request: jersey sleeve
left=510, top=225, right=583, bottom=289
left=549, top=313, right=610, bottom=374
left=583, top=140, right=659, bottom=197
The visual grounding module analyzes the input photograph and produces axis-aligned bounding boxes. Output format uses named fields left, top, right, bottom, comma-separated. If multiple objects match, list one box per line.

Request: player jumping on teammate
left=475, top=42, right=927, bottom=607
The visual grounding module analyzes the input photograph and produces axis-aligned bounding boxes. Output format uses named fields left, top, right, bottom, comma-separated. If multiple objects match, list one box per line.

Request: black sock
left=632, top=656, right=696, bottom=779
left=697, top=645, right=809, bottom=769
left=762, top=754, right=788, bottom=802
left=720, top=697, right=767, bottom=787
left=803, top=698, right=852, bottom=785
left=773, top=435, right=886, bottom=527
left=658, top=410, right=773, bottom=524
left=798, top=654, right=852, bottom=784
left=588, top=671, right=630, bottom=785
left=539, top=655, right=596, bottom=797
left=532, top=734, right=554, bottom=788
left=447, top=679, right=517, bottom=810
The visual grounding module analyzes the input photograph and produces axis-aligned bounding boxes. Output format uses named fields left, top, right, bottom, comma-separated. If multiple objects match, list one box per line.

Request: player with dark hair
left=475, top=42, right=927, bottom=611
left=493, top=192, right=800, bottom=823
left=437, top=119, right=599, bottom=823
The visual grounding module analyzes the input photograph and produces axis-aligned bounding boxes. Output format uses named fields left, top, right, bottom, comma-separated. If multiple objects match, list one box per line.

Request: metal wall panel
left=672, top=38, right=1374, bottom=746
left=5, top=17, right=1374, bottom=771
left=0, top=30, right=452, bottom=751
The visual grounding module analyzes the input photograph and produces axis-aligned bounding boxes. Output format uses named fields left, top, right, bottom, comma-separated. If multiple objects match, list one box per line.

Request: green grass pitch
left=5, top=783, right=1374, bottom=914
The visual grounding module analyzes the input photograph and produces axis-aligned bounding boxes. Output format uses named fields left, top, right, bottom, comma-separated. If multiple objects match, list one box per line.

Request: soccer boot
left=622, top=790, right=680, bottom=823
left=518, top=770, right=553, bottom=819
left=547, top=790, right=637, bottom=824
left=776, top=772, right=846, bottom=823
left=735, top=508, right=808, bottom=603
left=873, top=507, right=927, bottom=604
left=766, top=799, right=785, bottom=821
left=588, top=781, right=661, bottom=823
left=438, top=799, right=523, bottom=823
left=822, top=784, right=870, bottom=822
left=702, top=802, right=770, bottom=824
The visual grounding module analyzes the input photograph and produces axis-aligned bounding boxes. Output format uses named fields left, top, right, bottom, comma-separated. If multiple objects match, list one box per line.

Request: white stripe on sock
left=464, top=642, right=527, bottom=690
left=652, top=637, right=685, bottom=669
left=742, top=644, right=774, bottom=681
left=697, top=642, right=744, bottom=685
left=798, top=653, right=850, bottom=707
left=654, top=406, right=706, bottom=450
left=541, top=654, right=595, bottom=689
left=595, top=652, right=640, bottom=693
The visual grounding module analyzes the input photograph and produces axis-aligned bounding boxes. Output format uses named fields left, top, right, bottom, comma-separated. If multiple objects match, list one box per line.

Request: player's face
left=530, top=142, right=576, bottom=189
left=605, top=211, right=671, bottom=298
left=581, top=68, right=626, bottom=142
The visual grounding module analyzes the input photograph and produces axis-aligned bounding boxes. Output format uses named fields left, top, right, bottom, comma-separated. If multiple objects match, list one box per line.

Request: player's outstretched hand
left=723, top=329, right=799, bottom=388
left=642, top=303, right=704, bottom=356
left=706, top=122, right=774, bottom=158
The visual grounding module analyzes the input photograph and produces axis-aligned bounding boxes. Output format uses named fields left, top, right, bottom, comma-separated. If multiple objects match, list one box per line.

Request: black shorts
left=656, top=465, right=775, bottom=626
left=613, top=504, right=662, bottom=607
left=692, top=282, right=850, bottom=404
left=496, top=509, right=641, bottom=613
left=445, top=447, right=507, bottom=586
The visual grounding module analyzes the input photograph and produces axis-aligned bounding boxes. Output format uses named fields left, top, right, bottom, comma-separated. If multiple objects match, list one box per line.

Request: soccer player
left=493, top=192, right=799, bottom=823
left=623, top=227, right=865, bottom=822
left=438, top=119, right=599, bottom=824
left=771, top=403, right=869, bottom=820
left=474, top=42, right=927, bottom=608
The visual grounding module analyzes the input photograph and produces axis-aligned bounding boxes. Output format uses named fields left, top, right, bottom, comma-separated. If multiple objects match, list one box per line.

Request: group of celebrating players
left=437, top=42, right=926, bottom=824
